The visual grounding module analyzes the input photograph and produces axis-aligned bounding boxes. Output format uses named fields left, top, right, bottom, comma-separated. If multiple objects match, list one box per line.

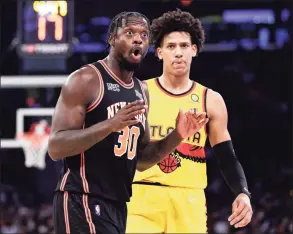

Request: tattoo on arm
left=136, top=80, right=183, bottom=171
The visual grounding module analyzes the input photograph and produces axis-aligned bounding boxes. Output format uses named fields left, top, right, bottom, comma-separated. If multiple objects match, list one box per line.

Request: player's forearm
left=220, top=159, right=249, bottom=197
left=137, top=130, right=183, bottom=171
left=213, top=140, right=251, bottom=199
left=48, top=121, right=113, bottom=160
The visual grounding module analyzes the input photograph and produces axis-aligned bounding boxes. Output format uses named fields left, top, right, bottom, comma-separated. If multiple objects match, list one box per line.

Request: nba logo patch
left=191, top=94, right=199, bottom=102
left=95, top=205, right=100, bottom=216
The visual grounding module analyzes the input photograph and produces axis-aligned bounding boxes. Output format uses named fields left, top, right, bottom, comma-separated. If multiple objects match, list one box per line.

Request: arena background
left=1, top=0, right=292, bottom=233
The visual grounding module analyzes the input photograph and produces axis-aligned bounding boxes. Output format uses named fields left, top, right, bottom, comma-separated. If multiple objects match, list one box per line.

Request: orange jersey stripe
left=87, top=85, right=104, bottom=113
left=99, top=60, right=134, bottom=89
left=86, top=64, right=105, bottom=112
left=80, top=152, right=89, bottom=193
left=80, top=123, right=90, bottom=193
left=82, top=195, right=96, bottom=233
left=202, top=87, right=208, bottom=135
left=63, top=192, right=70, bottom=234
left=85, top=194, right=96, bottom=233
left=60, top=169, right=70, bottom=191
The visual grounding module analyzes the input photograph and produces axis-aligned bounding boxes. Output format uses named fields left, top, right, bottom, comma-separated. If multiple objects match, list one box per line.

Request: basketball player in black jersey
left=48, top=12, right=208, bottom=234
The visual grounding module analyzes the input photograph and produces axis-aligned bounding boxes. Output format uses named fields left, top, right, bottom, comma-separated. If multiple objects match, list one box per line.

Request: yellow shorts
left=126, top=184, right=207, bottom=233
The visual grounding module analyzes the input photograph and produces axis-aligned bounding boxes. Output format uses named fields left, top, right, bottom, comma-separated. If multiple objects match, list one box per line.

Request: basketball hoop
left=16, top=120, right=50, bottom=170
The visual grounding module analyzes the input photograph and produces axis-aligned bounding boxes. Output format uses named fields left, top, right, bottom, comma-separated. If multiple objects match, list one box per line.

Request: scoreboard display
left=17, top=0, right=74, bottom=57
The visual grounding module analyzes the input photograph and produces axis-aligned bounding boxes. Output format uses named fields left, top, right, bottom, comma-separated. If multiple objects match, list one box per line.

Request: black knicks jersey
left=55, top=60, right=147, bottom=202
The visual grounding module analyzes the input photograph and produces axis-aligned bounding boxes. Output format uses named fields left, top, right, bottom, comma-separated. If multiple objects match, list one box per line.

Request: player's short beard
left=119, top=57, right=142, bottom=71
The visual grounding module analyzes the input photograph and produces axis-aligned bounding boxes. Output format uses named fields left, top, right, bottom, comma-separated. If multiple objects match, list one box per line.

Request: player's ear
left=192, top=44, right=197, bottom=57
left=156, top=47, right=163, bottom=60
left=108, top=35, right=115, bottom=47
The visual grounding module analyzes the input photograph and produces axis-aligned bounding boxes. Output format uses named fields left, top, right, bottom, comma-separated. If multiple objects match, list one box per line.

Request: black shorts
left=53, top=191, right=127, bottom=234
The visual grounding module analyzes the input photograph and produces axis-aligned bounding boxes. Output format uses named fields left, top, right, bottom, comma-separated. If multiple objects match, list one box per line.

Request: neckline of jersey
left=99, top=60, right=134, bottom=89
left=155, top=77, right=196, bottom=97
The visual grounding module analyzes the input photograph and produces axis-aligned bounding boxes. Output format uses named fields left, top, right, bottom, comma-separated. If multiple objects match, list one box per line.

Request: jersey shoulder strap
left=134, top=78, right=148, bottom=106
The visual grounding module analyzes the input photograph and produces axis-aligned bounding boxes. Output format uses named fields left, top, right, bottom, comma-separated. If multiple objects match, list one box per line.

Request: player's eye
left=126, top=30, right=133, bottom=36
left=141, top=32, right=148, bottom=39
left=167, top=45, right=174, bottom=49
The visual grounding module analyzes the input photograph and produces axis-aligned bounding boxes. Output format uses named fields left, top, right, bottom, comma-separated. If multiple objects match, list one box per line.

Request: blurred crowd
left=1, top=164, right=292, bottom=234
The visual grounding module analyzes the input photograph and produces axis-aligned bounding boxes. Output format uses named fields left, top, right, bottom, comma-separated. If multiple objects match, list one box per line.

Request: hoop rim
left=16, top=132, right=50, bottom=147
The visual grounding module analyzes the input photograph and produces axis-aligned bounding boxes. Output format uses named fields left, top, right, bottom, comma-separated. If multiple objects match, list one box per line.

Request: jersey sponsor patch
left=106, top=83, right=120, bottom=92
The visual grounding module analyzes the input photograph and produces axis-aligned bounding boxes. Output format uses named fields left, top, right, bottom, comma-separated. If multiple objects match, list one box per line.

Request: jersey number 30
left=114, top=126, right=140, bottom=160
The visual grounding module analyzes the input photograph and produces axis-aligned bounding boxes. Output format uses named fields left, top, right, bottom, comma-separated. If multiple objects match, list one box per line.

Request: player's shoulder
left=205, top=88, right=228, bottom=120
left=60, top=64, right=103, bottom=103
left=206, top=88, right=223, bottom=102
left=193, top=80, right=220, bottom=99
left=64, top=64, right=101, bottom=89
left=206, top=88, right=226, bottom=116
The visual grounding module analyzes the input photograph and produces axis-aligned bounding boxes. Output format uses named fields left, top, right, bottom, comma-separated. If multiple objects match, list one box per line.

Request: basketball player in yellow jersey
left=126, top=9, right=253, bottom=233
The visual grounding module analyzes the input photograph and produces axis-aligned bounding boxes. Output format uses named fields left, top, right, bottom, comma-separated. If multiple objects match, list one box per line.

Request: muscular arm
left=206, top=89, right=231, bottom=146
left=136, top=82, right=183, bottom=172
left=48, top=67, right=114, bottom=160
left=207, top=89, right=250, bottom=198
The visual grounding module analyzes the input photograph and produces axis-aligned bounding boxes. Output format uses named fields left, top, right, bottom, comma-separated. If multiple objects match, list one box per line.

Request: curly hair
left=150, top=9, right=205, bottom=53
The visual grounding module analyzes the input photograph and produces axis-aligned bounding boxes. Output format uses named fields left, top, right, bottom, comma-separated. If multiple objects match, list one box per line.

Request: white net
left=17, top=120, right=50, bottom=170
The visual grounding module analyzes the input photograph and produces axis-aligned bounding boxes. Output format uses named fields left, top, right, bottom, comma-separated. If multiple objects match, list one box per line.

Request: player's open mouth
left=130, top=48, right=142, bottom=61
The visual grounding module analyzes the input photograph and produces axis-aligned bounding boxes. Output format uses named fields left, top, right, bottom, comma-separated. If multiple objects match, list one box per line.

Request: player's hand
left=228, top=193, right=253, bottom=228
left=108, top=100, right=147, bottom=132
left=175, top=109, right=209, bottom=139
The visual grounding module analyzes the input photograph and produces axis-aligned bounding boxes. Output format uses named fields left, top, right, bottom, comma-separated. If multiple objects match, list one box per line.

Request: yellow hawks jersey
left=134, top=78, right=208, bottom=189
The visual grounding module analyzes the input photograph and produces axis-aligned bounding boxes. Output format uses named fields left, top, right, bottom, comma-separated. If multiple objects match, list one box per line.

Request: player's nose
left=174, top=47, right=183, bottom=58
left=133, top=34, right=143, bottom=44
